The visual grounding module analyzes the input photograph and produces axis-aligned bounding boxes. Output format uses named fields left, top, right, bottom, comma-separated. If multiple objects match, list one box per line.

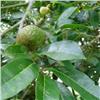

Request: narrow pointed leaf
left=35, top=73, right=60, bottom=100
left=50, top=62, right=100, bottom=100
left=61, top=24, right=89, bottom=30
left=1, top=58, right=39, bottom=99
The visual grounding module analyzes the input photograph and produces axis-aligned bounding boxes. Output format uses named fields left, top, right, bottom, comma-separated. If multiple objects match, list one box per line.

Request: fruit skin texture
left=16, top=25, right=46, bottom=51
left=40, top=6, right=50, bottom=15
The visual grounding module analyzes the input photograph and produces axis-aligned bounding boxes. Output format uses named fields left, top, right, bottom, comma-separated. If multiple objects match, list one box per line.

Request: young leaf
left=35, top=73, right=60, bottom=100
left=1, top=58, right=39, bottom=99
left=50, top=62, right=100, bottom=100
left=42, top=40, right=85, bottom=61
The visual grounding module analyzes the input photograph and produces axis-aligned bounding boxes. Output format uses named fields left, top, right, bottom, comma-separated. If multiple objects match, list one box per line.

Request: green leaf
left=57, top=82, right=75, bottom=100
left=95, top=62, right=100, bottom=73
left=50, top=62, right=100, bottom=100
left=35, top=73, right=60, bottom=100
left=42, top=40, right=85, bottom=61
left=57, top=7, right=77, bottom=27
left=87, top=56, right=99, bottom=66
left=2, top=58, right=39, bottom=99
left=76, top=10, right=89, bottom=22
left=4, top=44, right=29, bottom=58
left=61, top=24, right=89, bottom=30
left=89, top=10, right=100, bottom=27
left=58, top=19, right=73, bottom=28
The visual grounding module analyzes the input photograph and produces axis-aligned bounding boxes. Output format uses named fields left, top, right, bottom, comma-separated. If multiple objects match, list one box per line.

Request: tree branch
left=1, top=3, right=28, bottom=10
left=1, top=0, right=36, bottom=38
left=18, top=0, right=35, bottom=33
left=21, top=85, right=32, bottom=99
left=1, top=22, right=20, bottom=38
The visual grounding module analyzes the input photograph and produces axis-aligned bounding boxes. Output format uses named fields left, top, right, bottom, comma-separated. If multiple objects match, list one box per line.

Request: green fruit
left=16, top=25, right=46, bottom=51
left=40, top=6, right=50, bottom=15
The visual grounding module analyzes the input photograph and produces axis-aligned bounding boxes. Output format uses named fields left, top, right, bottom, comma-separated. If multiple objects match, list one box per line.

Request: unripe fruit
left=16, top=25, right=46, bottom=51
left=40, top=6, right=50, bottom=15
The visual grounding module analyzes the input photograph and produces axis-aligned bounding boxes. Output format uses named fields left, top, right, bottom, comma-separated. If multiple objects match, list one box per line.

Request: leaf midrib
left=2, top=64, right=33, bottom=87
left=52, top=68, right=99, bottom=100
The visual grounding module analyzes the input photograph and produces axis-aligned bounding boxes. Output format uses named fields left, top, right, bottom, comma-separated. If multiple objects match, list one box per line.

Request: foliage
left=1, top=1, right=100, bottom=100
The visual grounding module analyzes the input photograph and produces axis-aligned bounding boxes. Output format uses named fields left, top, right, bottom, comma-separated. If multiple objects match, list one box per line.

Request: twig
left=1, top=3, right=28, bottom=9
left=1, top=0, right=35, bottom=38
left=21, top=80, right=35, bottom=99
left=21, top=85, right=32, bottom=99
left=18, top=0, right=35, bottom=33
left=1, top=22, right=20, bottom=38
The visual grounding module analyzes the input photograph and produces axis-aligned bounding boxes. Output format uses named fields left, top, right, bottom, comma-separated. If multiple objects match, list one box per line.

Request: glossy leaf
left=50, top=62, right=100, bottom=100
left=42, top=40, right=85, bottom=61
left=57, top=7, right=77, bottom=27
left=2, top=58, right=39, bottom=99
left=35, top=73, right=60, bottom=100
left=76, top=10, right=89, bottom=22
